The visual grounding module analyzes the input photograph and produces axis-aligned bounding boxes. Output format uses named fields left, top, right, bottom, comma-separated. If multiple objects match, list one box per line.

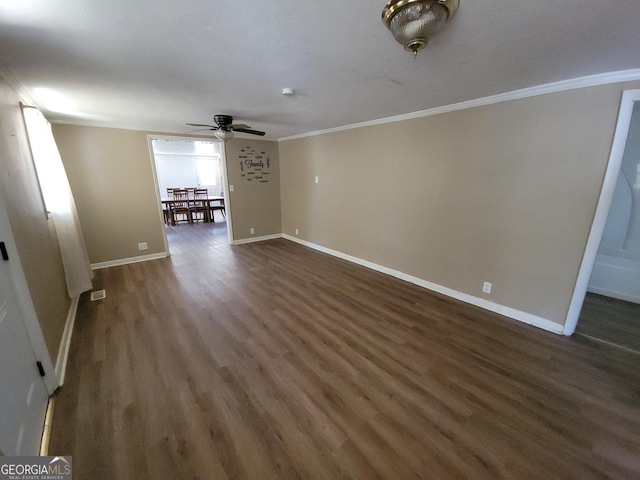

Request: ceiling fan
left=186, top=114, right=265, bottom=140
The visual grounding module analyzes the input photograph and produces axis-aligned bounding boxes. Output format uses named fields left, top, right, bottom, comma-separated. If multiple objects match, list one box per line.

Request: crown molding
left=279, top=69, right=640, bottom=142
left=0, top=61, right=36, bottom=106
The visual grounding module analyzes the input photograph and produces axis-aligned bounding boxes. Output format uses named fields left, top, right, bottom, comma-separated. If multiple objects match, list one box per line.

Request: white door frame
left=219, top=141, right=235, bottom=243
left=564, top=90, right=640, bottom=335
left=145, top=134, right=234, bottom=252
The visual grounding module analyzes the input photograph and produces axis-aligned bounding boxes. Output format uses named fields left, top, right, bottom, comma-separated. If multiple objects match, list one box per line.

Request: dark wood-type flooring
left=49, top=221, right=640, bottom=479
left=576, top=292, right=640, bottom=354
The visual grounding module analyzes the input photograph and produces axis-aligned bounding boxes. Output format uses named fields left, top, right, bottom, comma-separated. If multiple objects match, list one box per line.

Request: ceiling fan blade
left=187, top=128, right=216, bottom=133
left=229, top=123, right=251, bottom=130
left=232, top=128, right=266, bottom=136
left=186, top=123, right=216, bottom=128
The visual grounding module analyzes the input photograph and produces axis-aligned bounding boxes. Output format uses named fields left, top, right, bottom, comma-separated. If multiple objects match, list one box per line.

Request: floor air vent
left=90, top=289, right=106, bottom=301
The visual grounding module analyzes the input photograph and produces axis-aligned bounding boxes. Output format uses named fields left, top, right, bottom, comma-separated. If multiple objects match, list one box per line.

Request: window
left=195, top=157, right=220, bottom=187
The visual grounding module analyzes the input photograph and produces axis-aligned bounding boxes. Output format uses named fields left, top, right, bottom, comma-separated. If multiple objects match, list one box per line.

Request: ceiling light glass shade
left=382, top=0, right=458, bottom=56
left=215, top=129, right=234, bottom=141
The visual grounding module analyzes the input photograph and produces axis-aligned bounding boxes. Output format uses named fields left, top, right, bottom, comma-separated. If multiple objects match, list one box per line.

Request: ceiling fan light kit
left=186, top=114, right=265, bottom=140
left=382, top=0, right=458, bottom=57
left=215, top=129, right=234, bottom=141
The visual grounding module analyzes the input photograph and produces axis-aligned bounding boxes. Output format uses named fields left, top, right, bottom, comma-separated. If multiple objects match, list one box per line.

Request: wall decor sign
left=239, top=146, right=271, bottom=183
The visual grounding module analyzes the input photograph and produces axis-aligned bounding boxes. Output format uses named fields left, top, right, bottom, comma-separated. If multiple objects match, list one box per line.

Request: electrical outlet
left=295, top=228, right=299, bottom=235
left=250, top=227, right=255, bottom=235
left=138, top=242, right=148, bottom=251
left=314, top=176, right=319, bottom=184
left=482, top=281, right=492, bottom=294
left=229, top=184, right=234, bottom=192
left=90, top=289, right=106, bottom=301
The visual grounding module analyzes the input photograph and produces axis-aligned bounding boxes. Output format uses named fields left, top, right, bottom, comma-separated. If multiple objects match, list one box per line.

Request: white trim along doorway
left=146, top=134, right=235, bottom=253
left=564, top=89, right=640, bottom=335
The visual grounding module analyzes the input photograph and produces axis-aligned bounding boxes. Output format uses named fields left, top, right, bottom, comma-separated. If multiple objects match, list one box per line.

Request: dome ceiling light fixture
left=214, top=129, right=234, bottom=141
left=382, top=0, right=459, bottom=57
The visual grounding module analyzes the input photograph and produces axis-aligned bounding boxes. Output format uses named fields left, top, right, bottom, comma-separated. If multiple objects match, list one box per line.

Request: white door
left=0, top=230, right=49, bottom=455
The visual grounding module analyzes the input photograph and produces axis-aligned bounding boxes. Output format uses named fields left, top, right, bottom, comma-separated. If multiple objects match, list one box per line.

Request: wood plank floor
left=48, top=222, right=640, bottom=479
left=576, top=292, right=640, bottom=354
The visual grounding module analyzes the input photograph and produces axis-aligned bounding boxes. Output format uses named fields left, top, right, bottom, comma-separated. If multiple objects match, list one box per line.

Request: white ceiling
left=1, top=0, right=640, bottom=140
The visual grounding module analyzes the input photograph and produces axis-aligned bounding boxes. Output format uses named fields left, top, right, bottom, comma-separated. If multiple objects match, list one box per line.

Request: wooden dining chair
left=210, top=198, right=226, bottom=222
left=191, top=188, right=210, bottom=222
left=171, top=189, right=192, bottom=224
left=162, top=188, right=178, bottom=225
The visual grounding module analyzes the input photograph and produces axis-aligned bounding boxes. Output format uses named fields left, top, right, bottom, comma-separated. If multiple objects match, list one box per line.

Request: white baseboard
left=587, top=286, right=640, bottom=304
left=55, top=295, right=80, bottom=386
left=587, top=254, right=640, bottom=304
left=282, top=234, right=564, bottom=335
left=91, top=251, right=168, bottom=270
left=232, top=233, right=283, bottom=245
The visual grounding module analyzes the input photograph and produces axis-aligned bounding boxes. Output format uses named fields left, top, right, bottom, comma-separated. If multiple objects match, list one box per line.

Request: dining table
left=161, top=195, right=225, bottom=225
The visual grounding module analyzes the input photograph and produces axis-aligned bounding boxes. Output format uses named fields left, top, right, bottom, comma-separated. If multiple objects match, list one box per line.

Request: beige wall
left=0, top=76, right=70, bottom=360
left=280, top=81, right=640, bottom=327
left=53, top=126, right=282, bottom=260
left=223, top=139, right=281, bottom=240
left=47, top=80, right=640, bottom=328
left=53, top=125, right=166, bottom=264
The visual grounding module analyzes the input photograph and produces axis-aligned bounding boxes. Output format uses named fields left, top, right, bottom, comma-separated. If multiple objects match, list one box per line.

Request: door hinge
left=36, top=361, right=46, bottom=377
left=0, top=242, right=8, bottom=261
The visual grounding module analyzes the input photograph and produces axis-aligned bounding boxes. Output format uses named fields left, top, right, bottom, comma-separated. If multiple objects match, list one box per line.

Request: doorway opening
left=148, top=135, right=233, bottom=252
left=567, top=90, right=640, bottom=352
